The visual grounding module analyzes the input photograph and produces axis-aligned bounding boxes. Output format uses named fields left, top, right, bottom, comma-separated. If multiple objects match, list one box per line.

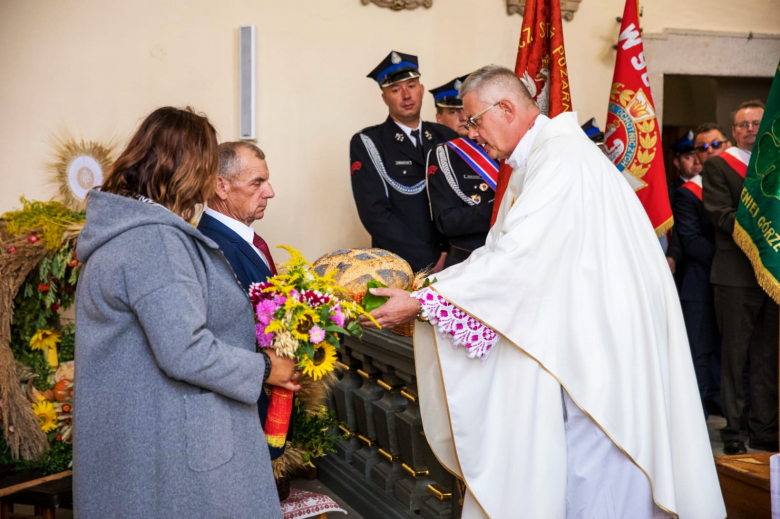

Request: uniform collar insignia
left=424, top=130, right=433, bottom=141
left=395, top=133, right=404, bottom=142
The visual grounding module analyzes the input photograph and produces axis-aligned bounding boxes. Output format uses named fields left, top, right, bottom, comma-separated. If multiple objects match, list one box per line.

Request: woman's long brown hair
left=101, top=106, right=218, bottom=221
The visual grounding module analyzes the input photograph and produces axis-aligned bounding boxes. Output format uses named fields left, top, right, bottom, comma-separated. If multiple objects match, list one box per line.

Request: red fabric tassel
left=265, top=386, right=294, bottom=448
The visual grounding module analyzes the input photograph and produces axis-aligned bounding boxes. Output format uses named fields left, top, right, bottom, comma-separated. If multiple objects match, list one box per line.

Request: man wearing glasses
left=349, top=51, right=457, bottom=273
left=364, top=65, right=724, bottom=518
left=693, top=122, right=730, bottom=165
left=702, top=99, right=775, bottom=455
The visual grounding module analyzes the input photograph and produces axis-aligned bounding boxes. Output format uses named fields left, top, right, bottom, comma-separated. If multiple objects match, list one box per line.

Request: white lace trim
left=411, top=287, right=498, bottom=361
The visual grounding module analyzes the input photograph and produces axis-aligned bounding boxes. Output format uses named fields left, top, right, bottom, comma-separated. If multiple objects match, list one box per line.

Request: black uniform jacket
left=350, top=116, right=457, bottom=272
left=702, top=153, right=759, bottom=288
left=674, top=184, right=715, bottom=302
left=426, top=141, right=495, bottom=254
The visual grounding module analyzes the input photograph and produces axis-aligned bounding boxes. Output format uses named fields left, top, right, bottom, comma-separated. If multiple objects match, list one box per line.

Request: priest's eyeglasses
left=465, top=102, right=500, bottom=131
left=733, top=121, right=761, bottom=130
left=694, top=140, right=726, bottom=153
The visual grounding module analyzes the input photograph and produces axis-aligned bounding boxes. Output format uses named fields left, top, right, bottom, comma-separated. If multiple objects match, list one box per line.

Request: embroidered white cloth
left=412, top=287, right=498, bottom=360
left=280, top=488, right=346, bottom=519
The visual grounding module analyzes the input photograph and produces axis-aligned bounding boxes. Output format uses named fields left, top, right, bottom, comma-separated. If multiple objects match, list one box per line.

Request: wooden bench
left=0, top=471, right=72, bottom=519
left=715, top=452, right=772, bottom=519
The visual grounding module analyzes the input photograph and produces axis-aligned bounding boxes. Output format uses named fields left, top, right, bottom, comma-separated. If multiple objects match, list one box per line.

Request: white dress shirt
left=203, top=207, right=270, bottom=269
left=394, top=119, right=423, bottom=147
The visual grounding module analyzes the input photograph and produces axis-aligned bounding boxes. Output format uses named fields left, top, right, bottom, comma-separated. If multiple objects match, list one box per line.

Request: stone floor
left=5, top=418, right=761, bottom=518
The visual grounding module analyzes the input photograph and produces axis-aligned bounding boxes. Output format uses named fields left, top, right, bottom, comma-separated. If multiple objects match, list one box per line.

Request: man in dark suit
left=426, top=75, right=496, bottom=267
left=350, top=51, right=457, bottom=272
left=703, top=100, right=776, bottom=454
left=198, top=141, right=297, bottom=460
left=672, top=132, right=720, bottom=419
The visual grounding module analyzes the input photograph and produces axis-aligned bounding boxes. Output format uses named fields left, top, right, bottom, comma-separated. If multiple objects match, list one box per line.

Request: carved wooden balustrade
left=318, top=328, right=462, bottom=519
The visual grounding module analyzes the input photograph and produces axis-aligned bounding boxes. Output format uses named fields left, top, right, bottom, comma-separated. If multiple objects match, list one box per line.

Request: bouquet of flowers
left=249, top=246, right=378, bottom=448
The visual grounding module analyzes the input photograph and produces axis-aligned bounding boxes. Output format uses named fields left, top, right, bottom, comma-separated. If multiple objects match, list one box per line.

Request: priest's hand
left=360, top=288, right=421, bottom=329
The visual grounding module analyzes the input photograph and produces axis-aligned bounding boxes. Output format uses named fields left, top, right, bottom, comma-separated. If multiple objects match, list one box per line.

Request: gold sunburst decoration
left=46, top=131, right=116, bottom=211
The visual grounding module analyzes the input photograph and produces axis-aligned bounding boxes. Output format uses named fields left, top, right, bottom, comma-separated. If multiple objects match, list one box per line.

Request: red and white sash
left=720, top=146, right=750, bottom=179
left=681, top=174, right=703, bottom=201
left=445, top=138, right=499, bottom=191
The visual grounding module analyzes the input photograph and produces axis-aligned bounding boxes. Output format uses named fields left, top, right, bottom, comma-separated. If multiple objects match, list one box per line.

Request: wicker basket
left=391, top=321, right=414, bottom=337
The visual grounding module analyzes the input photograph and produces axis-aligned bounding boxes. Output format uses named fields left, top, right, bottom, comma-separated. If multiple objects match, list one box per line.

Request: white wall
left=1, top=0, right=778, bottom=260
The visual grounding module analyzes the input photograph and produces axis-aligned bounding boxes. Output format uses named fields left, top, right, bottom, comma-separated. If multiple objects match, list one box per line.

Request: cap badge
left=424, top=130, right=433, bottom=141
left=391, top=52, right=402, bottom=65
left=454, top=79, right=463, bottom=91
left=471, top=194, right=482, bottom=204
left=479, top=183, right=489, bottom=191
left=395, top=133, right=405, bottom=142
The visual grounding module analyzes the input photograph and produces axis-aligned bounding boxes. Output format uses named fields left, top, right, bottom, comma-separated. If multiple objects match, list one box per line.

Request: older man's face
left=463, top=93, right=516, bottom=160
left=733, top=107, right=763, bottom=152
left=223, top=148, right=275, bottom=224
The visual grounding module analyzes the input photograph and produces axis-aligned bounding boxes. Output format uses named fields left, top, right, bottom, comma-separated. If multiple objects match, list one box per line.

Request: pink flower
left=330, top=304, right=345, bottom=328
left=256, top=323, right=274, bottom=348
left=273, top=295, right=287, bottom=306
left=256, top=299, right=278, bottom=326
left=309, top=326, right=325, bottom=344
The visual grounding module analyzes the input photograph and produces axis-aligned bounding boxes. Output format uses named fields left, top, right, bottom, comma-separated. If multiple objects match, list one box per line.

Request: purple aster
left=309, top=326, right=326, bottom=344
left=256, top=299, right=279, bottom=325
left=255, top=323, right=274, bottom=348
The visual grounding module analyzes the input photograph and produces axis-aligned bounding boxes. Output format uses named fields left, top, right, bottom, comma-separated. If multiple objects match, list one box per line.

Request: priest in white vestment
left=363, top=65, right=726, bottom=519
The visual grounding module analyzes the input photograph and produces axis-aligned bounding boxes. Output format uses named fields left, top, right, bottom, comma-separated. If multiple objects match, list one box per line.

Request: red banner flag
left=491, top=0, right=572, bottom=225
left=604, top=0, right=672, bottom=237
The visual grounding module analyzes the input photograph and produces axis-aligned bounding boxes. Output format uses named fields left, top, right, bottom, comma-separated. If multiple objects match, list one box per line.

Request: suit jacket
left=197, top=211, right=292, bottom=460
left=197, top=212, right=273, bottom=289
left=674, top=185, right=715, bottom=302
left=666, top=176, right=684, bottom=265
left=426, top=141, right=495, bottom=254
left=702, top=154, right=759, bottom=288
left=350, top=116, right=457, bottom=271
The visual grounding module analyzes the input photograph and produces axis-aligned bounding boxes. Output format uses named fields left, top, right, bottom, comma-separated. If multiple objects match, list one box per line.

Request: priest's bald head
left=461, top=65, right=540, bottom=161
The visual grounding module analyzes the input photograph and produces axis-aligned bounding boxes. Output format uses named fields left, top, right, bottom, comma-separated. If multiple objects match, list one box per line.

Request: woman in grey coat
left=74, top=107, right=299, bottom=518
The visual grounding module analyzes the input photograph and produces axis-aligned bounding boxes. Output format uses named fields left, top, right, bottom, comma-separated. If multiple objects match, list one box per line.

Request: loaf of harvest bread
left=312, top=248, right=413, bottom=301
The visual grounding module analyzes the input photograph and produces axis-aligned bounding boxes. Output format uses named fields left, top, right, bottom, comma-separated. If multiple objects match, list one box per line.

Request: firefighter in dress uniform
left=350, top=51, right=457, bottom=273
left=426, top=75, right=497, bottom=268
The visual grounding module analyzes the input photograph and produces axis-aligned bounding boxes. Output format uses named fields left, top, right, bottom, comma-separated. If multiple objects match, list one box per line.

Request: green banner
left=734, top=59, right=780, bottom=303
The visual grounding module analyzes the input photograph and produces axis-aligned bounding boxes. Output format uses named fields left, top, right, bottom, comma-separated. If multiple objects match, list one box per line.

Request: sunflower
left=32, top=398, right=58, bottom=433
left=301, top=342, right=337, bottom=381
left=30, top=329, right=61, bottom=368
left=292, top=309, right=320, bottom=341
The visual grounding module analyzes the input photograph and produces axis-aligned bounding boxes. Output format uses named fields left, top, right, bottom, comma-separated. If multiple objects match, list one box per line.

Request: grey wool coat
left=74, top=190, right=282, bottom=519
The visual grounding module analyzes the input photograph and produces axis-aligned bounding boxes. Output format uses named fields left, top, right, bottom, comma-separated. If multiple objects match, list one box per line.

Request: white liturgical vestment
left=413, top=112, right=726, bottom=518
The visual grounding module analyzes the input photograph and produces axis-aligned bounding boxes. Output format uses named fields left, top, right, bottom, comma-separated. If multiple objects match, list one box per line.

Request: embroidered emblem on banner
left=445, top=138, right=499, bottom=191
left=605, top=86, right=658, bottom=190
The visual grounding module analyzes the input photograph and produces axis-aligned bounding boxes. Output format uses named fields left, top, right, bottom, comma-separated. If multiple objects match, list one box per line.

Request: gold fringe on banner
left=655, top=216, right=674, bottom=238
left=733, top=221, right=780, bottom=305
